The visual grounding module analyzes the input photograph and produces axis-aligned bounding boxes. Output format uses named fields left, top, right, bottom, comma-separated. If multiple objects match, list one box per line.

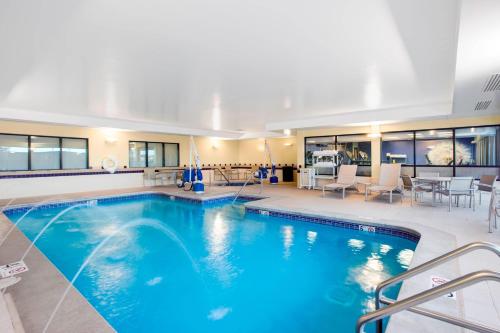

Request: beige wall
left=237, top=137, right=296, bottom=166
left=5, top=114, right=496, bottom=174
left=296, top=115, right=500, bottom=176
left=0, top=120, right=296, bottom=169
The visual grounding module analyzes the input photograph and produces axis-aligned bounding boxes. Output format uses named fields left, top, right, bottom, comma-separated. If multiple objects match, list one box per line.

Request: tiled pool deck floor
left=1, top=183, right=499, bottom=333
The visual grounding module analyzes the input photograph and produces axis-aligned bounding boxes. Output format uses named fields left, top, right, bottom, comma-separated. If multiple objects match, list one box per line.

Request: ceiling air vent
left=483, top=74, right=500, bottom=92
left=474, top=100, right=492, bottom=111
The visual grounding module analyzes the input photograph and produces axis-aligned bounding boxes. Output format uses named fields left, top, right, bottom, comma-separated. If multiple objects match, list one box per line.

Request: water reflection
left=281, top=225, right=294, bottom=259
left=397, top=249, right=414, bottom=269
left=379, top=244, right=392, bottom=255
left=362, top=296, right=376, bottom=313
left=348, top=239, right=365, bottom=251
left=306, top=231, right=317, bottom=250
left=209, top=212, right=229, bottom=257
left=350, top=253, right=389, bottom=293
left=204, top=212, right=235, bottom=286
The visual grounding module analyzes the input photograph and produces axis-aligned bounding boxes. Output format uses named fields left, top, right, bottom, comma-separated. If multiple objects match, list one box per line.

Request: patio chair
left=477, top=175, right=497, bottom=205
left=436, top=177, right=475, bottom=212
left=401, top=174, right=432, bottom=206
left=143, top=168, right=157, bottom=186
left=365, top=164, right=402, bottom=204
left=322, top=165, right=358, bottom=199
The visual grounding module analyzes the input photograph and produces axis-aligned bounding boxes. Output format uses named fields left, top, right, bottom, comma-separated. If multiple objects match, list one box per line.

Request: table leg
left=432, top=183, right=436, bottom=206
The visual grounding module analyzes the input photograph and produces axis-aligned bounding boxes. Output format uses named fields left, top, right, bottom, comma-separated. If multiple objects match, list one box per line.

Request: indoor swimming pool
left=4, top=194, right=417, bottom=333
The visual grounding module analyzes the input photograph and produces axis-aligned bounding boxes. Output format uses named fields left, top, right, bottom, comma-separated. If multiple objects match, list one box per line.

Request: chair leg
left=390, top=191, right=393, bottom=204
left=449, top=195, right=452, bottom=212
left=322, top=187, right=325, bottom=197
left=342, top=188, right=345, bottom=199
left=479, top=191, right=482, bottom=205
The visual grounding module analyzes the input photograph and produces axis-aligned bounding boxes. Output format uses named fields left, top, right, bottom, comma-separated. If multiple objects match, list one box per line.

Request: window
left=304, top=136, right=335, bottom=175
left=415, top=129, right=453, bottom=166
left=129, top=141, right=179, bottom=168
left=62, top=138, right=88, bottom=169
left=381, top=132, right=414, bottom=164
left=30, top=136, right=61, bottom=170
left=381, top=131, right=415, bottom=177
left=0, top=134, right=29, bottom=171
left=336, top=134, right=372, bottom=176
left=0, top=134, right=88, bottom=171
left=455, top=126, right=499, bottom=166
left=129, top=142, right=147, bottom=167
left=164, top=143, right=179, bottom=167
left=147, top=142, right=163, bottom=167
left=415, top=129, right=453, bottom=177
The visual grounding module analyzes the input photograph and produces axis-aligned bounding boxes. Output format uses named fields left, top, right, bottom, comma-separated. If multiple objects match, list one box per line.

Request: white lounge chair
left=365, top=164, right=402, bottom=203
left=322, top=165, right=358, bottom=199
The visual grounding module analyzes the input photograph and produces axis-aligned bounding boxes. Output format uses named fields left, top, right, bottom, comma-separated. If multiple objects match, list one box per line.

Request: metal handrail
left=232, top=173, right=260, bottom=204
left=357, top=270, right=500, bottom=333
left=378, top=296, right=500, bottom=333
left=213, top=167, right=231, bottom=186
left=374, top=241, right=500, bottom=332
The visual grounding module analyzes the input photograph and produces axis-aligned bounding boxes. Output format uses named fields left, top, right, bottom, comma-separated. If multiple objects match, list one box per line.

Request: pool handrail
left=373, top=241, right=500, bottom=332
left=357, top=270, right=500, bottom=333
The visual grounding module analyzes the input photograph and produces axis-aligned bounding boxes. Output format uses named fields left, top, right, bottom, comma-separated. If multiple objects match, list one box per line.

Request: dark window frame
left=0, top=132, right=89, bottom=172
left=380, top=124, right=500, bottom=177
left=129, top=141, right=180, bottom=168
left=304, top=133, right=372, bottom=176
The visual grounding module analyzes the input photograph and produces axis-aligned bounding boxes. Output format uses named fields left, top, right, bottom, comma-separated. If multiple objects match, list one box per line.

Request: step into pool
left=5, top=194, right=417, bottom=333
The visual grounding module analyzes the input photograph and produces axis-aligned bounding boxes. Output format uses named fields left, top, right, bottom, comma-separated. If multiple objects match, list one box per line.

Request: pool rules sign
left=430, top=276, right=457, bottom=299
left=0, top=260, right=29, bottom=278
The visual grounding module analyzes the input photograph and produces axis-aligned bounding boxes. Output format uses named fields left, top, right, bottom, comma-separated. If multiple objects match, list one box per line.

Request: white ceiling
left=0, top=0, right=497, bottom=138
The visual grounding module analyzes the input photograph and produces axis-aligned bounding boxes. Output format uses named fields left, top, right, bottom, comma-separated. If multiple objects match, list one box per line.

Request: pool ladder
left=356, top=241, right=500, bottom=333
left=232, top=173, right=263, bottom=204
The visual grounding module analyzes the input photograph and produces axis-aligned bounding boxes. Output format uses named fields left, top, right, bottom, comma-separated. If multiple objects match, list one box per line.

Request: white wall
left=0, top=173, right=144, bottom=200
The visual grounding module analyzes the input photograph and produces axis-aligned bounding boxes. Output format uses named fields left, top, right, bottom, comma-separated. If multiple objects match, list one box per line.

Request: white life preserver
left=102, top=156, right=118, bottom=174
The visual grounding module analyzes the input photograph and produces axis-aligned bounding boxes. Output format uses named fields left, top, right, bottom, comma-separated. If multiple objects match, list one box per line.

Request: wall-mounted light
left=105, top=137, right=117, bottom=144
left=283, top=142, right=294, bottom=147
left=283, top=129, right=291, bottom=136
left=210, top=137, right=220, bottom=150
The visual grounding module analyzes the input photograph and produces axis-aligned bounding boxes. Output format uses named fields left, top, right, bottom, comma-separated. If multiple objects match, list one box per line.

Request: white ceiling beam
left=265, top=102, right=452, bottom=131
left=0, top=108, right=243, bottom=139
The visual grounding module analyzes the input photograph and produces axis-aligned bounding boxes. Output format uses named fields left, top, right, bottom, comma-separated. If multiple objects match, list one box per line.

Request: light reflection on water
left=306, top=230, right=317, bottom=251
left=380, top=244, right=392, bottom=255
left=350, top=252, right=389, bottom=293
left=348, top=238, right=365, bottom=251
left=397, top=249, right=414, bottom=269
left=281, top=225, right=294, bottom=259
left=204, top=211, right=235, bottom=286
left=348, top=240, right=414, bottom=297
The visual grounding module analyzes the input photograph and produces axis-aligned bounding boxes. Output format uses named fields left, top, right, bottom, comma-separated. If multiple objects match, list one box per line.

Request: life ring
left=102, top=156, right=118, bottom=174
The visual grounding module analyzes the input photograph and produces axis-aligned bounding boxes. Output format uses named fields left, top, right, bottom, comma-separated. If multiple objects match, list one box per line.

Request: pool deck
left=0, top=183, right=499, bottom=332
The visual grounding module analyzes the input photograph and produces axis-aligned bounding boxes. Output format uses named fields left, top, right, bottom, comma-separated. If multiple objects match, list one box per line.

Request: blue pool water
left=6, top=195, right=416, bottom=333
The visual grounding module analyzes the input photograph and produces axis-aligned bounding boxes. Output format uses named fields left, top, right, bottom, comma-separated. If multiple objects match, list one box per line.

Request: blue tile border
left=1, top=191, right=419, bottom=243
left=245, top=207, right=420, bottom=243
left=1, top=192, right=263, bottom=215
left=0, top=170, right=144, bottom=180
